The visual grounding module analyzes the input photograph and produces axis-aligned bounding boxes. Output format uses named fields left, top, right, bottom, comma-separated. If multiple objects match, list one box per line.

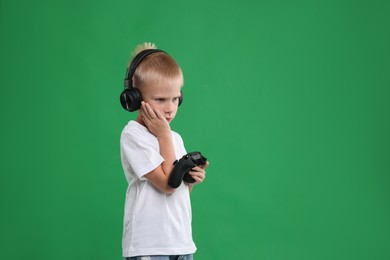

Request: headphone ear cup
left=178, top=91, right=184, bottom=106
left=120, top=87, right=142, bottom=112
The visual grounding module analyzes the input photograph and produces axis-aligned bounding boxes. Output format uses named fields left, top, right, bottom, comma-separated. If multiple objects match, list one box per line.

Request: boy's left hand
left=189, top=161, right=209, bottom=185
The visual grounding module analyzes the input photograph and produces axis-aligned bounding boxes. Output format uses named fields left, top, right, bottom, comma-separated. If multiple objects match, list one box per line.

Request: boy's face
left=140, top=82, right=182, bottom=124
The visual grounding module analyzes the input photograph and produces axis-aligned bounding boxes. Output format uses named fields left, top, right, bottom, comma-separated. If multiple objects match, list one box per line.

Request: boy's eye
left=154, top=97, right=179, bottom=102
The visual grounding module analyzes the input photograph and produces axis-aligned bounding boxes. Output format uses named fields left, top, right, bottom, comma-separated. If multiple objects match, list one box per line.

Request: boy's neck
left=135, top=116, right=145, bottom=126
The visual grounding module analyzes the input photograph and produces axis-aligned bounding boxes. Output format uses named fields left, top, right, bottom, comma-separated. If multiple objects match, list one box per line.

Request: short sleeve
left=120, top=128, right=164, bottom=180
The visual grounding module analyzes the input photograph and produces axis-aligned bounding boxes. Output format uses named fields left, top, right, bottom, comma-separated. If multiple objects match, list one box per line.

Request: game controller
left=168, top=152, right=207, bottom=188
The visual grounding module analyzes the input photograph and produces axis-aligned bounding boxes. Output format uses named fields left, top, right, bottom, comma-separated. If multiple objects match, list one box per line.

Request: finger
left=190, top=170, right=206, bottom=180
left=191, top=166, right=205, bottom=174
left=153, top=107, right=165, bottom=120
left=144, top=102, right=157, bottom=118
left=191, top=175, right=203, bottom=183
left=140, top=102, right=148, bottom=118
left=138, top=107, right=146, bottom=121
left=139, top=106, right=146, bottom=117
left=142, top=113, right=151, bottom=126
left=199, top=161, right=209, bottom=169
left=139, top=107, right=152, bottom=124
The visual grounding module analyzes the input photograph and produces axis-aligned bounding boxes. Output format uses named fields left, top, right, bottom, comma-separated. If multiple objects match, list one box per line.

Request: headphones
left=120, top=49, right=184, bottom=112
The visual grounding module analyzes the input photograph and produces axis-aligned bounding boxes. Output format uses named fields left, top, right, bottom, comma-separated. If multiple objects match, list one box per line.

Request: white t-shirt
left=120, top=120, right=196, bottom=257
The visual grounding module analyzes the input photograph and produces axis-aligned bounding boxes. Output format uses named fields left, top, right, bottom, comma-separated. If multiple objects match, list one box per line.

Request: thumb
left=200, top=161, right=209, bottom=169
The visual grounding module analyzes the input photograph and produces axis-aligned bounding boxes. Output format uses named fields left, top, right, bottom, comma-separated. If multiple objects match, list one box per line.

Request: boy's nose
left=164, top=101, right=175, bottom=114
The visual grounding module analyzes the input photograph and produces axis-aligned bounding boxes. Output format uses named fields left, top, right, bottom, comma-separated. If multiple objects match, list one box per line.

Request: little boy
left=120, top=42, right=209, bottom=260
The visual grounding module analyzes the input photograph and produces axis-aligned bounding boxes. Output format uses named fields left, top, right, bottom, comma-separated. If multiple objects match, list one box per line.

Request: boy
left=120, top=42, right=209, bottom=260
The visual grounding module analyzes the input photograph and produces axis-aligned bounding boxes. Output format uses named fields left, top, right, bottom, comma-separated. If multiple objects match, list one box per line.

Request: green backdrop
left=1, top=0, right=389, bottom=259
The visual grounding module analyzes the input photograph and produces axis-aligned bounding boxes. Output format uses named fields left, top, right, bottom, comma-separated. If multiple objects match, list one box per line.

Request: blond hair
left=128, top=42, right=184, bottom=90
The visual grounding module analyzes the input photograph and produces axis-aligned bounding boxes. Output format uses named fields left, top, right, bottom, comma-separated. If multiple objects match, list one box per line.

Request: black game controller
left=168, top=152, right=207, bottom=188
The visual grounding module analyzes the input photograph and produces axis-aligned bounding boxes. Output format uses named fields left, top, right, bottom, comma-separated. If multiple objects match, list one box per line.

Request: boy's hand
left=139, top=101, right=171, bottom=138
left=189, top=161, right=209, bottom=185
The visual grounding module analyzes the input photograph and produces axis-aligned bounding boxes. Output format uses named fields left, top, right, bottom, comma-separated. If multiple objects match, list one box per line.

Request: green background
left=1, top=0, right=389, bottom=259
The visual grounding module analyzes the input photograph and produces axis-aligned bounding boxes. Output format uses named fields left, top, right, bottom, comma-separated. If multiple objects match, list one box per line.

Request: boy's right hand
left=139, top=101, right=171, bottom=138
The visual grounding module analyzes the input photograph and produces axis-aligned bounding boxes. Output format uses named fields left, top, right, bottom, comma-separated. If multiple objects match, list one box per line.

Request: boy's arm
left=144, top=133, right=176, bottom=194
left=140, top=102, right=176, bottom=194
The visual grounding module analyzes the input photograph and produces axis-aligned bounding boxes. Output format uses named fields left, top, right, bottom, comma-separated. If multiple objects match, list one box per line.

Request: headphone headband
left=124, top=49, right=165, bottom=88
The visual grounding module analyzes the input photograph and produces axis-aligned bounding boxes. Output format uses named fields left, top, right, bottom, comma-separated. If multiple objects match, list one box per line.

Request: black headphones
left=120, top=49, right=184, bottom=112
